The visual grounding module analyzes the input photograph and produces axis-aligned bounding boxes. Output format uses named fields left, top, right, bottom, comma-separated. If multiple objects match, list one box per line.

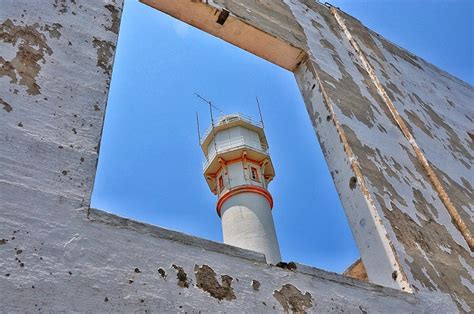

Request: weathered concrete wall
left=1, top=0, right=472, bottom=312
left=141, top=0, right=473, bottom=311
left=1, top=204, right=455, bottom=312
left=289, top=2, right=473, bottom=310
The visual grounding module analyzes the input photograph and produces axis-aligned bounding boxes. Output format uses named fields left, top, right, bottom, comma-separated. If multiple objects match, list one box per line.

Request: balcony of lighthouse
left=200, top=113, right=275, bottom=190
left=202, top=135, right=269, bottom=171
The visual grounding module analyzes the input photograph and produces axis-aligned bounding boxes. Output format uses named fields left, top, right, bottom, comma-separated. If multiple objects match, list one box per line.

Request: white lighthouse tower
left=200, top=113, right=281, bottom=264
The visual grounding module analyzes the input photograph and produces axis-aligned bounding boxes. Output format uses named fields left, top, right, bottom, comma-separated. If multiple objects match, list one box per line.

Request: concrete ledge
left=294, top=263, right=414, bottom=300
left=88, top=207, right=267, bottom=263
left=87, top=209, right=451, bottom=311
left=140, top=0, right=306, bottom=71
left=90, top=209, right=409, bottom=299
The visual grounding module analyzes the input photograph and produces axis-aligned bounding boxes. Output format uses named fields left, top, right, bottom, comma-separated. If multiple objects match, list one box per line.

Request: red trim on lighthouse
left=216, top=185, right=273, bottom=217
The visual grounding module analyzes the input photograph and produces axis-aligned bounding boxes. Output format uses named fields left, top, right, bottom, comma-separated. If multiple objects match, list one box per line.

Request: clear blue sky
left=91, top=0, right=473, bottom=273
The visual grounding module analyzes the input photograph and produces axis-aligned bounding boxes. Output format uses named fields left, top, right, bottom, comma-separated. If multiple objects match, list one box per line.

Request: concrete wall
left=1, top=0, right=472, bottom=312
left=289, top=2, right=473, bottom=309
left=141, top=0, right=473, bottom=310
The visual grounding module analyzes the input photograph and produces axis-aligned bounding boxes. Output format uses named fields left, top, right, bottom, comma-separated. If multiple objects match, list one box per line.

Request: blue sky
left=91, top=0, right=473, bottom=273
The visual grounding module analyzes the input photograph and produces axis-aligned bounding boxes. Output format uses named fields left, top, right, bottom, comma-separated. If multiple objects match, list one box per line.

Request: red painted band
left=216, top=185, right=273, bottom=217
left=208, top=157, right=262, bottom=177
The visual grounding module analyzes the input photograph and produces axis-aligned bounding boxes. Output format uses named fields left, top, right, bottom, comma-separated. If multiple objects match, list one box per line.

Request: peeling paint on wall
left=273, top=284, right=313, bottom=313
left=92, top=37, right=115, bottom=76
left=1, top=0, right=472, bottom=312
left=0, top=19, right=53, bottom=95
left=166, top=0, right=473, bottom=310
left=172, top=264, right=190, bottom=288
left=1, top=98, right=13, bottom=112
left=194, top=264, right=236, bottom=301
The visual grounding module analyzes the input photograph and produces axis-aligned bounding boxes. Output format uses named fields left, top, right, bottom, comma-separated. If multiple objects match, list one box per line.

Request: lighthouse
left=200, top=113, right=281, bottom=264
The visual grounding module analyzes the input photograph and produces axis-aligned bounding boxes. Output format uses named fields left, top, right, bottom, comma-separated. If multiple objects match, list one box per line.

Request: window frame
left=218, top=174, right=224, bottom=191
left=250, top=166, right=260, bottom=182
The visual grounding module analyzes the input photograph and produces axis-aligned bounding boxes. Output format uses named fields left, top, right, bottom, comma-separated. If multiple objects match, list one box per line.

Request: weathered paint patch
left=194, top=264, right=236, bottom=301
left=158, top=267, right=167, bottom=279
left=279, top=2, right=473, bottom=310
left=52, top=0, right=75, bottom=14
left=0, top=19, right=53, bottom=95
left=172, top=264, right=189, bottom=288
left=287, top=1, right=412, bottom=290
left=2, top=0, right=471, bottom=311
left=104, top=4, right=121, bottom=34
left=41, top=23, right=62, bottom=39
left=92, top=37, right=115, bottom=75
left=273, top=284, right=313, bottom=313
left=251, top=279, right=261, bottom=291
left=1, top=98, right=12, bottom=112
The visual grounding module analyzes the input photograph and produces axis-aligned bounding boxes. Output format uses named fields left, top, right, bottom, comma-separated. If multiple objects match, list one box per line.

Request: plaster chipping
left=0, top=19, right=53, bottom=95
left=273, top=284, right=313, bottom=313
left=2, top=0, right=472, bottom=311
left=1, top=98, right=13, bottom=112
left=329, top=7, right=472, bottom=251
left=285, top=0, right=412, bottom=291
left=194, top=264, right=236, bottom=301
left=172, top=264, right=190, bottom=288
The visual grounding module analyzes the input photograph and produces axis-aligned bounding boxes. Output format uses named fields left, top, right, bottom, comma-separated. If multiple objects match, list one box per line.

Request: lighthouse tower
left=201, top=113, right=281, bottom=264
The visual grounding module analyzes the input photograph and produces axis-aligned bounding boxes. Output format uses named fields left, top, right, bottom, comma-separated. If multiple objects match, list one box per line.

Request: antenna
left=194, top=93, right=225, bottom=117
left=209, top=98, right=215, bottom=127
left=196, top=111, right=202, bottom=144
left=256, top=96, right=265, bottom=128
left=196, top=111, right=209, bottom=162
left=194, top=93, right=219, bottom=155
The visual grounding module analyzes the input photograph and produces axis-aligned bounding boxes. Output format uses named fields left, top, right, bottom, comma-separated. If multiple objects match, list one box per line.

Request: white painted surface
left=1, top=0, right=469, bottom=311
left=207, top=126, right=264, bottom=159
left=294, top=61, right=410, bottom=291
left=221, top=192, right=281, bottom=264
left=217, top=161, right=265, bottom=195
left=202, top=114, right=280, bottom=263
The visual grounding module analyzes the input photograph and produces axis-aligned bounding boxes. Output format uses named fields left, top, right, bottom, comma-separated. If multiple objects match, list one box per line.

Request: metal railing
left=201, top=113, right=264, bottom=144
left=202, top=136, right=269, bottom=170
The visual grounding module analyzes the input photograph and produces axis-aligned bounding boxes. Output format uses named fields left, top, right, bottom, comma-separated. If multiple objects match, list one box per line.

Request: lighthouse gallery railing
left=203, top=136, right=269, bottom=170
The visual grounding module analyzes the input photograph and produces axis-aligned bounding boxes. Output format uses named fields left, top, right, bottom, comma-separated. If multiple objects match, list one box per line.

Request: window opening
left=250, top=167, right=259, bottom=182
left=218, top=175, right=224, bottom=191
left=91, top=0, right=359, bottom=276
